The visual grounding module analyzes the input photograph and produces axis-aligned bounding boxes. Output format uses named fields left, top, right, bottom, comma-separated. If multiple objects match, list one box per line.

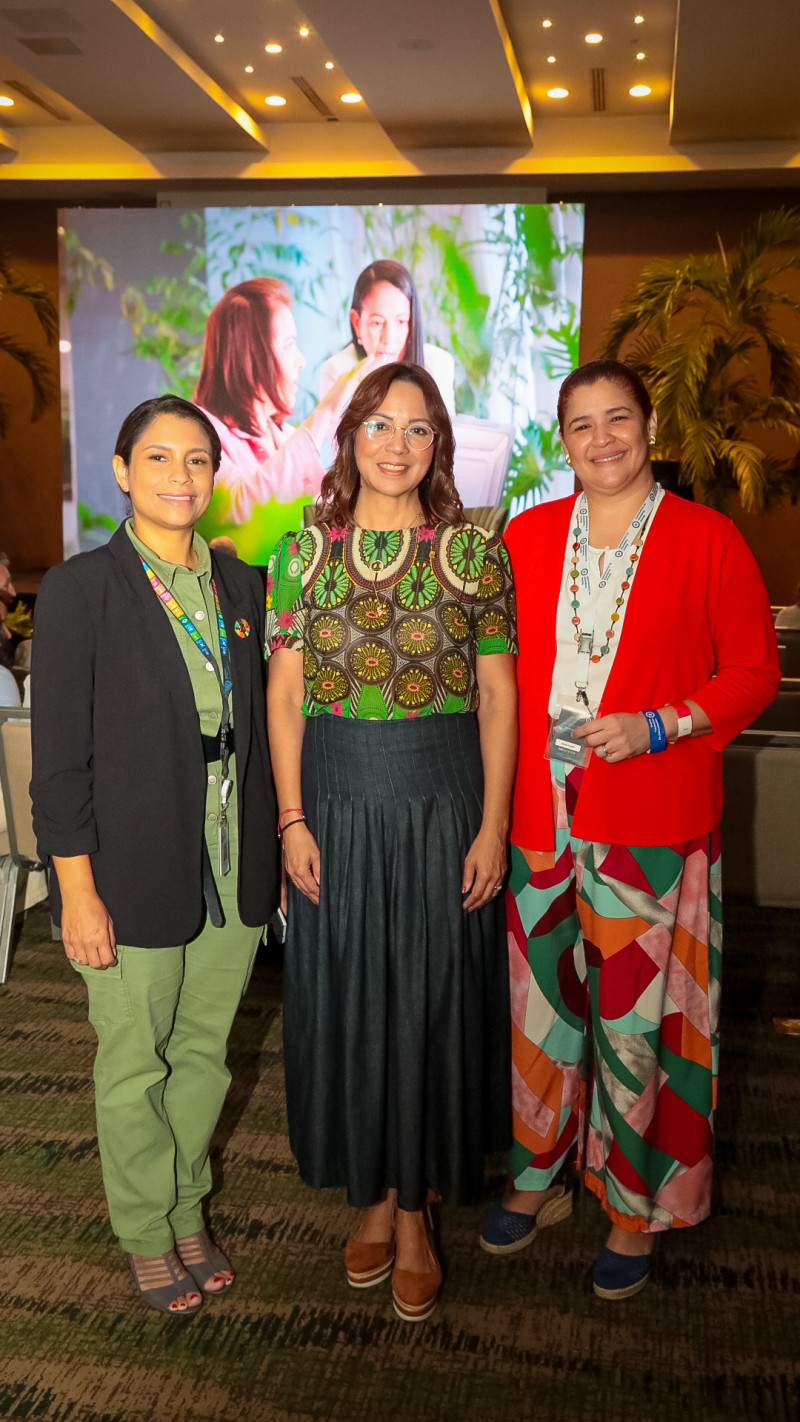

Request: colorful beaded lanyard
left=138, top=554, right=235, bottom=873
left=568, top=483, right=660, bottom=708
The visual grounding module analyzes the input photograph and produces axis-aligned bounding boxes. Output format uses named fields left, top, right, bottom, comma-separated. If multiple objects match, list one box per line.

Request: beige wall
left=0, top=201, right=62, bottom=578
left=578, top=188, right=800, bottom=605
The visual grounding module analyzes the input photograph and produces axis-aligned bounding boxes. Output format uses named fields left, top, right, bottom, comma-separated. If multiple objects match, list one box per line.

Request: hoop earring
left=564, top=454, right=572, bottom=467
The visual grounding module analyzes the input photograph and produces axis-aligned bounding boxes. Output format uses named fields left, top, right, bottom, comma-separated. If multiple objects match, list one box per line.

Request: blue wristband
left=642, top=709, right=667, bottom=753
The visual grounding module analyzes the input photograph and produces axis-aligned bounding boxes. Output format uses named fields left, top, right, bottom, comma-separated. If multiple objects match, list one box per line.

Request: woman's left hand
left=462, top=826, right=507, bottom=912
left=572, top=711, right=650, bottom=762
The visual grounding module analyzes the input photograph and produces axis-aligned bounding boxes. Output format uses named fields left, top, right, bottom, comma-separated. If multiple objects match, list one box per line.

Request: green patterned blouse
left=265, top=521, right=517, bottom=720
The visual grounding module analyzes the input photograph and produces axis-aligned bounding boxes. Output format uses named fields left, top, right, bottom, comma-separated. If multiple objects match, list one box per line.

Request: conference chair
left=0, top=708, right=44, bottom=984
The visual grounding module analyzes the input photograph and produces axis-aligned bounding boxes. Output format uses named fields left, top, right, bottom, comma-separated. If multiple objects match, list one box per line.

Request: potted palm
left=599, top=207, right=800, bottom=511
left=0, top=250, right=58, bottom=435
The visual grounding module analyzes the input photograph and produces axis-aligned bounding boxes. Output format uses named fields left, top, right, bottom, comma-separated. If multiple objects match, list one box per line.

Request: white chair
left=0, top=708, right=44, bottom=984
left=451, top=416, right=515, bottom=507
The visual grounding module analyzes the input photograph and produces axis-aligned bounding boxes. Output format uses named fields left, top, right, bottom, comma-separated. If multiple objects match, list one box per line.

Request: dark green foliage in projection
left=504, top=416, right=564, bottom=502
left=601, top=206, right=800, bottom=511
left=120, top=211, right=209, bottom=400
left=0, top=250, right=58, bottom=438
left=61, top=228, right=114, bottom=317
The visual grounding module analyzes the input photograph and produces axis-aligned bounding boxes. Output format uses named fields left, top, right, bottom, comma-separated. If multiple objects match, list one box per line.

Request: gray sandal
left=127, top=1249, right=203, bottom=1317
left=176, top=1228, right=235, bottom=1293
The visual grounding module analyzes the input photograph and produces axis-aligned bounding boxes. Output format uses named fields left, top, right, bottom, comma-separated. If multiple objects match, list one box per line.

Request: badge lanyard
left=569, top=484, right=660, bottom=712
left=139, top=555, right=234, bottom=876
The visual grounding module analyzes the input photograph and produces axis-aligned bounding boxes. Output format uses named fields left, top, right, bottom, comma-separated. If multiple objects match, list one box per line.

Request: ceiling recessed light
left=585, top=32, right=603, bottom=43
left=265, top=43, right=282, bottom=54
left=245, top=64, right=254, bottom=73
left=265, top=94, right=287, bottom=106
left=299, top=26, right=310, bottom=37
left=341, top=91, right=362, bottom=103
left=0, top=95, right=13, bottom=107
left=547, top=87, right=569, bottom=98
left=324, top=60, right=334, bottom=69
left=636, top=50, right=645, bottom=59
left=546, top=54, right=556, bottom=63
left=542, top=18, right=552, bottom=27
left=634, top=13, right=644, bottom=22
left=214, top=33, right=224, bottom=43
left=629, top=84, right=651, bottom=96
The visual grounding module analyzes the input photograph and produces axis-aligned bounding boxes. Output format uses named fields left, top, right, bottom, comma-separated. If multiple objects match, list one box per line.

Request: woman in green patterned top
left=266, top=363, right=518, bottom=1323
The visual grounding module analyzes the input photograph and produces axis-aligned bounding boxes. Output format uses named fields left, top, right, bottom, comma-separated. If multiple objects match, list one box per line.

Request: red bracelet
left=278, top=806, right=303, bottom=829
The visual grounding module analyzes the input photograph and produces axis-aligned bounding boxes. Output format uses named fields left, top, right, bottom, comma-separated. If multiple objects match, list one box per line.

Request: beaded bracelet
left=642, top=709, right=667, bottom=753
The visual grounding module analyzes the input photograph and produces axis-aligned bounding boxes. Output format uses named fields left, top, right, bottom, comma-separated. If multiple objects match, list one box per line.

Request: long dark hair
left=194, top=277, right=293, bottom=435
left=349, top=260, right=424, bottom=366
left=557, top=359, right=653, bottom=432
left=316, top=363, right=463, bottom=528
left=114, top=394, right=221, bottom=471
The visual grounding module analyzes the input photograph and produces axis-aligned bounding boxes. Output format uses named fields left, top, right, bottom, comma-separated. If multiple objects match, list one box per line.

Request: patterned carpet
left=1, top=901, right=798, bottom=1422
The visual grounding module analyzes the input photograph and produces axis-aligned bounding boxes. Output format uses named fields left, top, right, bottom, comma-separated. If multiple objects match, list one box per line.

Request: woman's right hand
left=61, top=889, right=117, bottom=970
left=282, top=821, right=321, bottom=906
left=310, top=352, right=395, bottom=445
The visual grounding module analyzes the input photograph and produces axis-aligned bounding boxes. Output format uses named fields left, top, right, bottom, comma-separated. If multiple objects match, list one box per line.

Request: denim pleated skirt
left=283, top=712, right=511, bottom=1211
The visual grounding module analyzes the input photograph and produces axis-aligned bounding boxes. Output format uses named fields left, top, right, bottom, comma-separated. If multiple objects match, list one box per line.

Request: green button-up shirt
left=125, top=520, right=238, bottom=864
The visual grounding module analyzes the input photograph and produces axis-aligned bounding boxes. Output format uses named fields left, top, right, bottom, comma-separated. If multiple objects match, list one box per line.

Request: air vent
left=18, top=36, right=81, bottom=55
left=292, top=75, right=337, bottom=121
left=1, top=8, right=82, bottom=32
left=3, top=78, right=70, bottom=120
left=591, top=67, right=606, bottom=112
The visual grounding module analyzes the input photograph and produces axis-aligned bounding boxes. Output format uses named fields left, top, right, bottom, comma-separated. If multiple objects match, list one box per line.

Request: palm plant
left=0, top=250, right=58, bottom=437
left=600, top=207, right=800, bottom=511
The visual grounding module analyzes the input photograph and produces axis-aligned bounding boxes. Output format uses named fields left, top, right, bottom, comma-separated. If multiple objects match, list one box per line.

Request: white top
left=549, top=485, right=666, bottom=717
left=319, top=341, right=456, bottom=417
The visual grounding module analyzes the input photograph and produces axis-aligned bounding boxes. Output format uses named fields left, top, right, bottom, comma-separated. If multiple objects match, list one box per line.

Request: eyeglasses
left=361, top=416, right=436, bottom=452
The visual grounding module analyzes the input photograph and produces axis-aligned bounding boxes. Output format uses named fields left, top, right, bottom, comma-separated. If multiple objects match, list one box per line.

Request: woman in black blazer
left=31, top=394, right=278, bottom=1317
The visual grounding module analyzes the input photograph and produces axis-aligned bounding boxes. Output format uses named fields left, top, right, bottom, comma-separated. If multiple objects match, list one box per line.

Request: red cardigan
left=504, top=492, right=781, bottom=849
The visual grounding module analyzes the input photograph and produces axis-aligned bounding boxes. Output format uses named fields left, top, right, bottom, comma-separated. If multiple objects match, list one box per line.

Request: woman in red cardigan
left=480, top=359, right=780, bottom=1299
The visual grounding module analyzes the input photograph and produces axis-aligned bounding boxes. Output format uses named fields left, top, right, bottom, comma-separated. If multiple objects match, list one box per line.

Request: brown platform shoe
left=345, top=1212, right=395, bottom=1289
left=391, top=1206, right=441, bottom=1323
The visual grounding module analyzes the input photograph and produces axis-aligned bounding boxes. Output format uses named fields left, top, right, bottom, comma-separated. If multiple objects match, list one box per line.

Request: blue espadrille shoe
left=479, top=1187, right=573, bottom=1256
left=592, top=1247, right=651, bottom=1300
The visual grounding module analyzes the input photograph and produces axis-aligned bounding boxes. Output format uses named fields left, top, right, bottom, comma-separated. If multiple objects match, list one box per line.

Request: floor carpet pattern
left=1, top=902, right=798, bottom=1422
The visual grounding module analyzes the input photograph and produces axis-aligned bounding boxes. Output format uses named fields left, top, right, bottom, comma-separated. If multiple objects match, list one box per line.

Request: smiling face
left=561, top=377, right=657, bottom=500
left=354, top=378, right=435, bottom=506
left=351, top=281, right=411, bottom=360
left=112, top=412, right=215, bottom=542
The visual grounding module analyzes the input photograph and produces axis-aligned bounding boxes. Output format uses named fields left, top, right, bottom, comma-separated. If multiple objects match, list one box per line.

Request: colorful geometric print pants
left=507, top=759, right=722, bottom=1233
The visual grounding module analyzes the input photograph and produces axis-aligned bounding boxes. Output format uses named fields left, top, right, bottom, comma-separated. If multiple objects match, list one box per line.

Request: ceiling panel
left=300, top=0, right=532, bottom=150
left=671, top=0, right=800, bottom=143
left=0, top=0, right=267, bottom=151
left=502, top=0, right=676, bottom=119
left=145, top=0, right=372, bottom=124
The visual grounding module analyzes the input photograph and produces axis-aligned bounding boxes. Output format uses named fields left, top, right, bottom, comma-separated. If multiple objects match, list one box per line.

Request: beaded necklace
left=568, top=483, right=660, bottom=707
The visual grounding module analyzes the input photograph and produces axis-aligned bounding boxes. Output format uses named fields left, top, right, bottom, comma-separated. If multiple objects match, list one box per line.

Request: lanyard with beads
left=138, top=555, right=234, bottom=875
left=569, top=484, right=660, bottom=711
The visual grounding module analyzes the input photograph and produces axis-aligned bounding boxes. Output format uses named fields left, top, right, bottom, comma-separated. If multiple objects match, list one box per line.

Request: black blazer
left=31, top=525, right=279, bottom=947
